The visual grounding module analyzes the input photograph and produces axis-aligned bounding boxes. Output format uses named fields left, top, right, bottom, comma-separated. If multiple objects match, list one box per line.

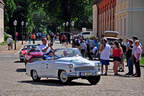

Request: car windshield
left=23, top=45, right=39, bottom=50
left=107, top=38, right=118, bottom=45
left=54, top=48, right=82, bottom=58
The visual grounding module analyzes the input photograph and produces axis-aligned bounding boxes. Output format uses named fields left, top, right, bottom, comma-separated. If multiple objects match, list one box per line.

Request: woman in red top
left=113, top=41, right=123, bottom=75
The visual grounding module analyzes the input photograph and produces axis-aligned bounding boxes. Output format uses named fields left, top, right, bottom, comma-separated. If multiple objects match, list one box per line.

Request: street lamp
left=13, top=20, right=17, bottom=50
left=26, top=22, right=28, bottom=42
left=66, top=21, right=69, bottom=32
left=21, top=21, right=24, bottom=45
left=63, top=22, right=65, bottom=31
left=71, top=21, right=75, bottom=33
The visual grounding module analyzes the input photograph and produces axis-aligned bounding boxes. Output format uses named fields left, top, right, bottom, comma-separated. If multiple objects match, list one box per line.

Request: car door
left=46, top=60, right=58, bottom=77
left=39, top=61, right=49, bottom=77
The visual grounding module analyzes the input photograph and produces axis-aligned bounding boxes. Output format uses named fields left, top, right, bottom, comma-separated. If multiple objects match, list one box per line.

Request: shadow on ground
left=14, top=60, right=24, bottom=63
left=16, top=68, right=26, bottom=72
left=18, top=79, right=93, bottom=86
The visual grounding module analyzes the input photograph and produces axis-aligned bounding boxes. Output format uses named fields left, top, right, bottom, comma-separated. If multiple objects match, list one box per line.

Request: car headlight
left=26, top=56, right=30, bottom=60
left=95, top=62, right=101, bottom=71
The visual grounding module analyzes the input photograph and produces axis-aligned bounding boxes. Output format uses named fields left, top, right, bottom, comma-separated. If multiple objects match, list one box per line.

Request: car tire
left=20, top=59, right=24, bottom=62
left=58, top=70, right=71, bottom=84
left=87, top=76, right=101, bottom=85
left=31, top=70, right=41, bottom=82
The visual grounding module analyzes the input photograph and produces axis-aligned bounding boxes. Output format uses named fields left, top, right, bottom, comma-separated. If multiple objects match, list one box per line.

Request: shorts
left=100, top=59, right=109, bottom=65
left=113, top=57, right=121, bottom=62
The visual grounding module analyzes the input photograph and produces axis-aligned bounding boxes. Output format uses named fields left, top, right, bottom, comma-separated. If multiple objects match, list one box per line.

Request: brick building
left=93, top=0, right=144, bottom=44
left=93, top=0, right=116, bottom=38
left=0, top=0, right=4, bottom=43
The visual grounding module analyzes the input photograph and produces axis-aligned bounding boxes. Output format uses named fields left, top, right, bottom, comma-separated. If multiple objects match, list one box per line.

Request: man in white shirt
left=100, top=38, right=111, bottom=75
left=40, top=38, right=54, bottom=55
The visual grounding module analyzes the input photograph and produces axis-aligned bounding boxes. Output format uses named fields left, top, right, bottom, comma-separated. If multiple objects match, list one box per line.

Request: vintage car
left=19, top=44, right=39, bottom=61
left=26, top=48, right=101, bottom=85
left=24, top=45, right=43, bottom=66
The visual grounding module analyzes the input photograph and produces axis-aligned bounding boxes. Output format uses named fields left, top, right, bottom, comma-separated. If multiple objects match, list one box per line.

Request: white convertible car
left=26, top=48, right=102, bottom=85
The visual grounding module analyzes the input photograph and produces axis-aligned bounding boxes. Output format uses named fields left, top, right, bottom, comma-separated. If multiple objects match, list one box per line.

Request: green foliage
left=4, top=0, right=93, bottom=34
left=4, top=33, right=10, bottom=41
left=141, top=57, right=144, bottom=66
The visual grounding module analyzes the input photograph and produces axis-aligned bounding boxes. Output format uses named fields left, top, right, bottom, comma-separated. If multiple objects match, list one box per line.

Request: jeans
left=128, top=58, right=133, bottom=74
left=133, top=56, right=141, bottom=76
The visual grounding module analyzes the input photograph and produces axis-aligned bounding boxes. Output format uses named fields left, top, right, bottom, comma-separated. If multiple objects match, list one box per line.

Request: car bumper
left=67, top=70, right=102, bottom=77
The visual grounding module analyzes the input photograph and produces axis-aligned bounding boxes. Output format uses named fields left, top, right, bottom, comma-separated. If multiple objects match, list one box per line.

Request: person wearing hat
left=100, top=38, right=111, bottom=75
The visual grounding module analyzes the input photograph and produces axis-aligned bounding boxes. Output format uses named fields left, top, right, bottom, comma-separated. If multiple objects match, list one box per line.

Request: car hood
left=29, top=52, right=43, bottom=56
left=21, top=50, right=27, bottom=55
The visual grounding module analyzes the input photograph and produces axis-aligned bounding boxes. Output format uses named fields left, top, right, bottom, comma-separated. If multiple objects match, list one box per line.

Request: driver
left=43, top=51, right=55, bottom=60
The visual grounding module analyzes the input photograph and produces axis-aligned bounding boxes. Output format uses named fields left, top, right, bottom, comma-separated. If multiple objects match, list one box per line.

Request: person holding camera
left=40, top=38, right=54, bottom=55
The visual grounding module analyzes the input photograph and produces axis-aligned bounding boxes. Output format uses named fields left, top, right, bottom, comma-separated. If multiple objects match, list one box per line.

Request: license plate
left=80, top=72, right=92, bottom=76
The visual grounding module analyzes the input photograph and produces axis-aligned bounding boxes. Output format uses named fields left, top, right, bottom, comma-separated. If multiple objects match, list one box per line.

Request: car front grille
left=74, top=66, right=95, bottom=71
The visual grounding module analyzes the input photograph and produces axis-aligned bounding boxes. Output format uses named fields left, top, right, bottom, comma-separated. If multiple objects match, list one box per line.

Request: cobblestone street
left=0, top=41, right=144, bottom=96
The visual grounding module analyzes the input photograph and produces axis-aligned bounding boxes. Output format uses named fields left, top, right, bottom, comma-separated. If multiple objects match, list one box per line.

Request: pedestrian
left=125, top=39, right=130, bottom=67
left=92, top=46, right=98, bottom=58
left=61, top=34, right=66, bottom=44
left=100, top=38, right=111, bottom=75
left=133, top=40, right=142, bottom=77
left=86, top=38, right=93, bottom=60
left=80, top=40, right=87, bottom=57
left=31, top=33, right=36, bottom=44
left=112, top=41, right=123, bottom=75
left=118, top=39, right=126, bottom=72
left=125, top=39, right=133, bottom=75
left=7, top=35, right=13, bottom=50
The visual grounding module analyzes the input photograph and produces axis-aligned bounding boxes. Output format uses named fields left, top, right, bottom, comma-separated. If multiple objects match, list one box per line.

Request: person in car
left=40, top=38, right=54, bottom=55
left=43, top=51, right=55, bottom=60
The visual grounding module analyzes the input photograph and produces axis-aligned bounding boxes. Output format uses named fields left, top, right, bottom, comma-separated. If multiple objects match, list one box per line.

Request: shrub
left=4, top=33, right=9, bottom=41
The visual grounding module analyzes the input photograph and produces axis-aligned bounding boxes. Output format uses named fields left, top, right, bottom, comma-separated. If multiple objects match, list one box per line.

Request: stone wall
left=0, top=1, right=4, bottom=43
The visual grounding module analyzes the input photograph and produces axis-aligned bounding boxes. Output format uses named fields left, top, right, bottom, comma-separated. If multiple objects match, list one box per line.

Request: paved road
left=0, top=42, right=144, bottom=96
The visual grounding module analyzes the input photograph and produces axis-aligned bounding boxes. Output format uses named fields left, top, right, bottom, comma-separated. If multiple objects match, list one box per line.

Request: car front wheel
left=31, top=70, right=41, bottom=82
left=58, top=71, right=71, bottom=84
left=87, top=76, right=101, bottom=85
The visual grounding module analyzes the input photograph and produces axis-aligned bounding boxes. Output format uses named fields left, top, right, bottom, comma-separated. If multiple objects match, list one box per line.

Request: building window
left=120, top=18, right=123, bottom=36
left=124, top=16, right=127, bottom=35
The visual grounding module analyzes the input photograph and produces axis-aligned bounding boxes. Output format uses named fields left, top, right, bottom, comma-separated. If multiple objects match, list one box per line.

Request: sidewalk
left=0, top=41, right=27, bottom=54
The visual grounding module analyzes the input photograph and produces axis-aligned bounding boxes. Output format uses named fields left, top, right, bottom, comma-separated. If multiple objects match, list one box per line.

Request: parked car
left=19, top=44, right=39, bottom=61
left=24, top=45, right=43, bottom=66
left=79, top=31, right=93, bottom=39
left=26, top=48, right=101, bottom=85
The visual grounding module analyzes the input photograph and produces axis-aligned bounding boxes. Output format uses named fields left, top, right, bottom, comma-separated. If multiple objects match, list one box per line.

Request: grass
left=0, top=41, right=7, bottom=46
left=140, top=57, right=144, bottom=67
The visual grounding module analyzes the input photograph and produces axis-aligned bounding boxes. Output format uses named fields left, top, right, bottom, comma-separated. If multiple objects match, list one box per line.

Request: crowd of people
left=71, top=35, right=143, bottom=77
